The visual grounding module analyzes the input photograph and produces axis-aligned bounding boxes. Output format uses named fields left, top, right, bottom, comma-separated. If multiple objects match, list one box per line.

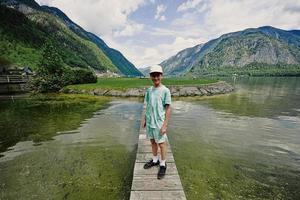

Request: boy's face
left=150, top=72, right=163, bottom=86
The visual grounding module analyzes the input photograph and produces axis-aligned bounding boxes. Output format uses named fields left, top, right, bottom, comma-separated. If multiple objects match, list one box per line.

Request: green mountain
left=160, top=26, right=300, bottom=76
left=41, top=6, right=143, bottom=76
left=0, top=0, right=142, bottom=76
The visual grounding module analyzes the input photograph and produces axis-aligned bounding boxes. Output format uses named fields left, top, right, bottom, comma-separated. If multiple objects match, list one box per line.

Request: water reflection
left=0, top=94, right=111, bottom=153
left=0, top=99, right=142, bottom=200
left=1, top=78, right=300, bottom=199
left=169, top=77, right=300, bottom=199
left=206, top=77, right=300, bottom=118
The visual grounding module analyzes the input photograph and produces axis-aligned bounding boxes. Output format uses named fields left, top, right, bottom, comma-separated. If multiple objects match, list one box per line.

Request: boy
left=142, top=64, right=171, bottom=180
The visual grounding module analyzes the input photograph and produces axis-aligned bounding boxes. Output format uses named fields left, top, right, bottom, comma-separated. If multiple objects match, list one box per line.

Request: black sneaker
left=157, top=163, right=167, bottom=179
left=143, top=159, right=160, bottom=169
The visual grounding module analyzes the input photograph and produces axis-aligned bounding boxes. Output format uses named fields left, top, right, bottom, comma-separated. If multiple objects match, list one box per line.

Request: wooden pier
left=130, top=109, right=187, bottom=200
left=0, top=75, right=29, bottom=84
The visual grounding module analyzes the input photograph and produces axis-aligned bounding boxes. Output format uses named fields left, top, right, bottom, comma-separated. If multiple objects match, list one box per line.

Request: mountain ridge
left=160, top=26, right=300, bottom=76
left=0, top=0, right=143, bottom=76
left=41, top=5, right=142, bottom=76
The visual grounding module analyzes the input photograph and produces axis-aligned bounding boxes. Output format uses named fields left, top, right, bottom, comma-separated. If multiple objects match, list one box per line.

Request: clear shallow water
left=0, top=77, right=300, bottom=200
left=169, top=77, right=300, bottom=199
left=0, top=96, right=142, bottom=199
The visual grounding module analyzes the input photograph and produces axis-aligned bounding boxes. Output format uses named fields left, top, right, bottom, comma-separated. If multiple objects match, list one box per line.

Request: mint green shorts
left=146, top=126, right=168, bottom=144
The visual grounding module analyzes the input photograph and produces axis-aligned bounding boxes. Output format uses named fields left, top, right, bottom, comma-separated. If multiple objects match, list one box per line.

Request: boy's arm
left=160, top=104, right=171, bottom=135
left=142, top=90, right=148, bottom=128
left=142, top=109, right=147, bottom=128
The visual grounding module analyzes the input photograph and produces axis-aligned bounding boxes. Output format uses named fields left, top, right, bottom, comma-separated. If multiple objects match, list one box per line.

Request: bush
left=69, top=67, right=97, bottom=84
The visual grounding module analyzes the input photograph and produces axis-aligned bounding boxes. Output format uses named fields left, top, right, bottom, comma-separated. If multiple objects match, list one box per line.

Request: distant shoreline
left=62, top=81, right=234, bottom=97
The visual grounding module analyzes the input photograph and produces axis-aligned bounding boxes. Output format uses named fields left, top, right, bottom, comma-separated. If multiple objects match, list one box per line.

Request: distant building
left=22, top=66, right=33, bottom=75
left=95, top=70, right=121, bottom=78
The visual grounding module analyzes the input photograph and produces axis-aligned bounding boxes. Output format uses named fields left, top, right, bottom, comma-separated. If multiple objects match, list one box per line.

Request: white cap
left=149, top=64, right=163, bottom=74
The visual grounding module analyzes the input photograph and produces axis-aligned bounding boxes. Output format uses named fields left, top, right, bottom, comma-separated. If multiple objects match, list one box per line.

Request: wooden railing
left=0, top=75, right=30, bottom=84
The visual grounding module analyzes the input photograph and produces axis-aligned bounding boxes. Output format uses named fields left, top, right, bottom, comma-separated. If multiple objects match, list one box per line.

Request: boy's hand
left=160, top=123, right=167, bottom=135
left=142, top=119, right=146, bottom=128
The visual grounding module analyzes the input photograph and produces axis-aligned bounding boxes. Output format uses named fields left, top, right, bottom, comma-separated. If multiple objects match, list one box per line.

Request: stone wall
left=62, top=81, right=234, bottom=97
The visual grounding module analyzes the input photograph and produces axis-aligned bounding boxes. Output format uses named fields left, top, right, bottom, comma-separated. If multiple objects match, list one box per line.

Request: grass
left=65, top=77, right=219, bottom=91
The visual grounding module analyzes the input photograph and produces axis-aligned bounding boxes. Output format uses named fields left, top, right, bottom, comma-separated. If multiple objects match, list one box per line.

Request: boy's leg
left=147, top=127, right=159, bottom=160
left=150, top=139, right=159, bottom=162
left=157, top=141, right=167, bottom=179
left=158, top=142, right=167, bottom=165
left=144, top=127, right=160, bottom=169
left=155, top=127, right=168, bottom=165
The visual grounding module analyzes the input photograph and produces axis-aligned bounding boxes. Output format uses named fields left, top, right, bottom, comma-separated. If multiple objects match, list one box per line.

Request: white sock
left=152, top=155, right=159, bottom=163
left=160, top=159, right=166, bottom=166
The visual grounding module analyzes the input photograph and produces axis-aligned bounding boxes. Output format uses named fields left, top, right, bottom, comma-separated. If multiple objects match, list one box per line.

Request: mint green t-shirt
left=144, top=84, right=171, bottom=129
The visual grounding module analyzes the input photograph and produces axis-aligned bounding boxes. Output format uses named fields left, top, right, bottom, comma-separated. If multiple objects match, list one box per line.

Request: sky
left=35, top=0, right=300, bottom=68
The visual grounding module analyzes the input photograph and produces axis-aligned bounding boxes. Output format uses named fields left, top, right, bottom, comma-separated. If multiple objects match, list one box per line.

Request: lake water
left=0, top=77, right=300, bottom=199
left=169, top=77, right=300, bottom=199
left=0, top=95, right=142, bottom=200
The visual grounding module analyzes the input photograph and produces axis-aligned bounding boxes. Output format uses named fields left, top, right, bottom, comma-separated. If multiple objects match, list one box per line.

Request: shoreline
left=62, top=81, right=234, bottom=97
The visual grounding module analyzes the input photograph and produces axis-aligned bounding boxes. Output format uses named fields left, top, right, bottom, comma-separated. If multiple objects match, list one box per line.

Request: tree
left=38, top=40, right=64, bottom=76
left=30, top=40, right=67, bottom=92
left=30, top=40, right=97, bottom=93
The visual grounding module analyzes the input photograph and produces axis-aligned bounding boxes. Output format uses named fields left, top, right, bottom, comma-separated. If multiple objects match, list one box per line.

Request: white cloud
left=204, top=0, right=300, bottom=34
left=155, top=4, right=167, bottom=21
left=177, top=0, right=203, bottom=12
left=151, top=12, right=210, bottom=43
left=113, top=22, right=144, bottom=37
left=177, top=0, right=300, bottom=37
left=36, top=0, right=147, bottom=36
left=133, top=36, right=203, bottom=68
left=159, top=15, right=166, bottom=21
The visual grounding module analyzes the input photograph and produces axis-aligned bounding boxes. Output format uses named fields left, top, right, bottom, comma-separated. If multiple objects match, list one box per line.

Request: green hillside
left=161, top=26, right=300, bottom=77
left=0, top=4, right=117, bottom=72
left=41, top=6, right=143, bottom=76
left=1, top=4, right=119, bottom=72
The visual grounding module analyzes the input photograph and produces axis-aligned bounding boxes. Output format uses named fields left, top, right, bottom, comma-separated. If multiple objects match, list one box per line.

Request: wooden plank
left=137, top=144, right=172, bottom=153
left=133, top=162, right=178, bottom=175
left=138, top=139, right=171, bottom=146
left=135, top=153, right=174, bottom=163
left=130, top=190, right=186, bottom=200
left=131, top=174, right=183, bottom=191
left=130, top=109, right=187, bottom=200
left=139, top=134, right=147, bottom=139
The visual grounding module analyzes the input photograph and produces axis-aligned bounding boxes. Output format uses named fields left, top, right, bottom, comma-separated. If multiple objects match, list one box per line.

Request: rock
left=89, top=91, right=94, bottom=95
left=93, top=89, right=108, bottom=96
left=209, top=87, right=220, bottom=94
left=106, top=90, right=123, bottom=96
left=198, top=88, right=208, bottom=95
left=179, top=87, right=201, bottom=96
left=126, top=88, right=144, bottom=97
left=169, top=87, right=180, bottom=97
left=138, top=88, right=146, bottom=97
left=59, top=88, right=68, bottom=93
left=171, top=92, right=180, bottom=97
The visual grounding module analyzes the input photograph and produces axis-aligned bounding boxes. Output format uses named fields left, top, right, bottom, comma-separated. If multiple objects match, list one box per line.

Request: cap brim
left=149, top=71, right=163, bottom=74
